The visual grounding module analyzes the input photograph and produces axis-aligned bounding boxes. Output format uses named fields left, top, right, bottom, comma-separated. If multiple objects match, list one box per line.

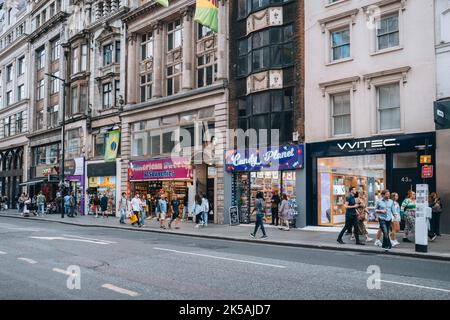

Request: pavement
left=0, top=209, right=449, bottom=261
left=0, top=216, right=449, bottom=300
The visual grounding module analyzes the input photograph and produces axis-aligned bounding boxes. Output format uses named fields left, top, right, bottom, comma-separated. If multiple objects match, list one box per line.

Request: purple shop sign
left=129, top=157, right=193, bottom=181
left=225, top=145, right=304, bottom=172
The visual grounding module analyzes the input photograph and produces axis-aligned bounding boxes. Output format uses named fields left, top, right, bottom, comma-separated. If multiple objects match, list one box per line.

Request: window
left=36, top=109, right=44, bottom=130
left=48, top=105, right=59, bottom=128
left=141, top=74, right=153, bottom=102
left=168, top=20, right=182, bottom=51
left=198, top=24, right=213, bottom=40
left=167, top=64, right=181, bottom=96
left=17, top=85, right=25, bottom=102
left=103, top=44, right=113, bottom=66
left=15, top=111, right=24, bottom=133
left=81, top=44, right=88, bottom=71
left=377, top=14, right=399, bottom=50
left=72, top=47, right=79, bottom=74
left=49, top=3, right=55, bottom=17
left=115, top=80, right=120, bottom=106
left=80, top=85, right=88, bottom=114
left=162, top=131, right=175, bottom=154
left=331, top=28, right=350, bottom=61
left=36, top=48, right=45, bottom=69
left=331, top=92, right=351, bottom=136
left=115, top=41, right=121, bottom=63
left=37, top=80, right=44, bottom=101
left=71, top=86, right=78, bottom=115
left=6, top=90, right=13, bottom=106
left=18, top=56, right=25, bottom=75
left=50, top=71, right=60, bottom=94
left=102, top=83, right=112, bottom=109
left=51, top=39, right=60, bottom=61
left=6, top=65, right=13, bottom=82
left=141, top=32, right=154, bottom=61
left=197, top=52, right=217, bottom=88
left=131, top=122, right=147, bottom=157
left=33, top=144, right=60, bottom=166
left=35, top=16, right=41, bottom=29
left=3, top=117, right=11, bottom=137
left=67, top=129, right=81, bottom=157
left=94, top=133, right=106, bottom=157
left=377, top=83, right=400, bottom=131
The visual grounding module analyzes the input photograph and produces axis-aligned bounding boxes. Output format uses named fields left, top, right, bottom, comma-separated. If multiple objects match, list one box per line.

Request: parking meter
left=415, top=184, right=429, bottom=253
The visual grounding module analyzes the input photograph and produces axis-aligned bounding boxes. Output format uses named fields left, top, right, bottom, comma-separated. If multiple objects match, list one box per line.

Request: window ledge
left=326, top=57, right=354, bottom=66
left=373, top=129, right=404, bottom=136
left=327, top=134, right=354, bottom=140
left=325, top=0, right=350, bottom=9
left=370, top=46, right=403, bottom=57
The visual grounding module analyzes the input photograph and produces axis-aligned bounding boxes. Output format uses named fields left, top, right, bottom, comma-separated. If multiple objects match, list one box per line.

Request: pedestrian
left=278, top=193, right=290, bottom=231
left=100, top=193, right=109, bottom=218
left=401, top=190, right=416, bottom=243
left=201, top=193, right=209, bottom=227
left=119, top=192, right=127, bottom=225
left=353, top=192, right=373, bottom=243
left=63, top=193, right=71, bottom=219
left=271, top=191, right=281, bottom=226
left=131, top=194, right=142, bottom=227
left=182, top=192, right=189, bottom=222
left=68, top=192, right=76, bottom=218
left=390, top=192, right=401, bottom=247
left=169, top=195, right=180, bottom=229
left=140, top=194, right=147, bottom=226
left=146, top=194, right=152, bottom=220
left=375, top=190, right=394, bottom=252
left=192, top=194, right=203, bottom=228
left=154, top=195, right=160, bottom=221
left=37, top=192, right=46, bottom=216
left=159, top=194, right=168, bottom=229
left=429, top=192, right=443, bottom=237
left=250, top=191, right=268, bottom=239
left=18, top=192, right=26, bottom=214
left=337, top=187, right=364, bottom=245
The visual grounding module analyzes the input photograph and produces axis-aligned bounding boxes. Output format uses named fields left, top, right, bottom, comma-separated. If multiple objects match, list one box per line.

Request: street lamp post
left=45, top=73, right=68, bottom=191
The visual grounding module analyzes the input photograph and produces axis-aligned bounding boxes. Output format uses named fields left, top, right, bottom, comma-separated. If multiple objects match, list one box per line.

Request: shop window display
left=318, top=155, right=385, bottom=226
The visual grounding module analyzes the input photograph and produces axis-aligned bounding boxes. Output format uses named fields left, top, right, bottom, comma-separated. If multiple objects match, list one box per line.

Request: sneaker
left=261, top=235, right=268, bottom=239
left=366, top=236, right=373, bottom=242
left=374, top=240, right=382, bottom=247
left=195, top=224, right=200, bottom=228
left=350, top=236, right=355, bottom=241
left=430, top=235, right=437, bottom=242
left=403, top=238, right=412, bottom=243
left=337, top=239, right=345, bottom=244
left=355, top=242, right=365, bottom=246
left=250, top=233, right=255, bottom=238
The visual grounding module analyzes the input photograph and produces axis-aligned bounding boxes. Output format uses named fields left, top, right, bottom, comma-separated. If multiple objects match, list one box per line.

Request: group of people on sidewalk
left=117, top=192, right=210, bottom=230
left=337, top=187, right=444, bottom=252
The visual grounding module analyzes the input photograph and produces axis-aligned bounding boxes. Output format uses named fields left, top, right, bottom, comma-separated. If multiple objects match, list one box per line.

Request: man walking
left=159, top=195, right=168, bottom=229
left=37, top=192, right=46, bottom=216
left=201, top=194, right=209, bottom=227
left=376, top=190, right=394, bottom=252
left=169, top=195, right=180, bottom=229
left=63, top=193, right=71, bottom=219
left=337, top=187, right=364, bottom=245
left=68, top=192, right=76, bottom=218
left=131, top=194, right=142, bottom=227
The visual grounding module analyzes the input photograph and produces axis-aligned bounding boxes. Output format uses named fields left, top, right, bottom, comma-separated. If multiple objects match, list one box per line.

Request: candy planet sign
left=225, top=145, right=304, bottom=172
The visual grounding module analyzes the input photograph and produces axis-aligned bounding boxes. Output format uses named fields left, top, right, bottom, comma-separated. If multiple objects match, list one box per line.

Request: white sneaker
left=366, top=236, right=373, bottom=242
left=393, top=240, right=400, bottom=247
left=195, top=224, right=200, bottom=228
left=374, top=240, right=382, bottom=247
left=350, top=236, right=355, bottom=241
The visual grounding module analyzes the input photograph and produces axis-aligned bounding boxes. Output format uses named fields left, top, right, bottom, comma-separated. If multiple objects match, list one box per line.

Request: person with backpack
left=250, top=191, right=268, bottom=239
left=201, top=193, right=210, bottom=227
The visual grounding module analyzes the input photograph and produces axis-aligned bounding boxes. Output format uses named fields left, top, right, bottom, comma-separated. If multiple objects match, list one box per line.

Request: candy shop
left=225, top=145, right=304, bottom=224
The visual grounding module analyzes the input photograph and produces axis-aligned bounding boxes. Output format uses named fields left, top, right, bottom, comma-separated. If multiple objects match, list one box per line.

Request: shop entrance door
left=207, top=178, right=214, bottom=223
left=391, top=168, right=421, bottom=204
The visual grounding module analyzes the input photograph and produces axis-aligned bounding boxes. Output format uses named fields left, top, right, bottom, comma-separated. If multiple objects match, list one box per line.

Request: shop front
left=307, top=132, right=436, bottom=227
left=65, top=158, right=85, bottom=215
left=128, top=157, right=194, bottom=217
left=86, top=162, right=117, bottom=216
left=225, top=145, right=304, bottom=225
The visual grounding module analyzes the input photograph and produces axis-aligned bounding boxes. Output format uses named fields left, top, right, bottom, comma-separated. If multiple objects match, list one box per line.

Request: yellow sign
left=420, top=155, right=432, bottom=164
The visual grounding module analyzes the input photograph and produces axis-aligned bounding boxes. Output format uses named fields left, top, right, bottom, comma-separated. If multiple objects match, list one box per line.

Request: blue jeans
left=379, top=219, right=392, bottom=249
left=38, top=203, right=45, bottom=215
left=182, top=207, right=187, bottom=220
left=141, top=209, right=146, bottom=225
left=253, top=213, right=266, bottom=236
left=64, top=205, right=70, bottom=217
left=119, top=208, right=126, bottom=223
left=202, top=211, right=208, bottom=226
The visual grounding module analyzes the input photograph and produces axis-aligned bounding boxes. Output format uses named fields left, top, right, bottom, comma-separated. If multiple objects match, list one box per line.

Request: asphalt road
left=0, top=217, right=449, bottom=300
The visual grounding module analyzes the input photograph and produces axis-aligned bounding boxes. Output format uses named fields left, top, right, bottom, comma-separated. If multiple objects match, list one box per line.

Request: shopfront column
left=152, top=21, right=163, bottom=98
left=181, top=7, right=194, bottom=92
left=217, top=0, right=228, bottom=80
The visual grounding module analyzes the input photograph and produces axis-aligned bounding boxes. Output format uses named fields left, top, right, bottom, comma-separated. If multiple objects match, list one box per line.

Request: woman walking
left=250, top=192, right=268, bottom=239
left=390, top=192, right=401, bottom=247
left=93, top=194, right=100, bottom=218
left=193, top=194, right=203, bottom=228
left=140, top=194, right=147, bottom=226
left=169, top=195, right=181, bottom=229
left=429, top=193, right=443, bottom=237
left=354, top=192, right=373, bottom=243
left=278, top=194, right=290, bottom=231
left=401, top=190, right=416, bottom=243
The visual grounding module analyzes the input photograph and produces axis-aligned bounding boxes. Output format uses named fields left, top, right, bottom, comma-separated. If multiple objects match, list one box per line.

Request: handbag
left=129, top=213, right=138, bottom=224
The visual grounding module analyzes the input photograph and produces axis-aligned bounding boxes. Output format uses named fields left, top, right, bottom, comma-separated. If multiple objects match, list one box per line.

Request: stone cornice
left=29, top=11, right=69, bottom=43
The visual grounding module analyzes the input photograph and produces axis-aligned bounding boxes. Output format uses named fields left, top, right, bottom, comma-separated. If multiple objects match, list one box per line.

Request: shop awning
left=19, top=179, right=45, bottom=186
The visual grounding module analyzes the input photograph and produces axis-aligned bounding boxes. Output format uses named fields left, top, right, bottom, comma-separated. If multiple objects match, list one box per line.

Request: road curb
left=2, top=214, right=449, bottom=262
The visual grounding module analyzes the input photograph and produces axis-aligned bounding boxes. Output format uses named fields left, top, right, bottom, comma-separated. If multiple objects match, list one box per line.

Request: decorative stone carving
left=246, top=70, right=283, bottom=95
left=247, top=7, right=283, bottom=35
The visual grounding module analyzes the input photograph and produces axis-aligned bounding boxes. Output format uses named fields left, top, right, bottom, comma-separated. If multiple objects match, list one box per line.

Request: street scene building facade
left=0, top=0, right=448, bottom=233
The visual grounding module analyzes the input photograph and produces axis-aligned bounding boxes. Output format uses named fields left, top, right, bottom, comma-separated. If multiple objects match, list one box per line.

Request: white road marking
left=52, top=268, right=72, bottom=276
left=101, top=284, right=140, bottom=297
left=380, top=280, right=450, bottom=293
left=62, top=234, right=117, bottom=244
left=30, top=236, right=112, bottom=245
left=0, top=251, right=6, bottom=255
left=17, top=257, right=37, bottom=264
left=153, top=247, right=287, bottom=269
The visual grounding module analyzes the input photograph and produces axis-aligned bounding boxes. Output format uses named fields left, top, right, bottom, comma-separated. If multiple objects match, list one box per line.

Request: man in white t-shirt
left=131, top=194, right=142, bottom=227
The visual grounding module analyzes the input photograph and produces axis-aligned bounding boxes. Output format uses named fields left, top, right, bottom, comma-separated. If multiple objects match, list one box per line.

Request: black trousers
left=431, top=213, right=441, bottom=235
left=271, top=207, right=279, bottom=226
left=196, top=213, right=203, bottom=224
left=338, top=213, right=360, bottom=243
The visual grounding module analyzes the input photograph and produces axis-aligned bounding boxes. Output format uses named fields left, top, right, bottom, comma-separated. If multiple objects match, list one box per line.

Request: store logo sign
left=230, top=153, right=261, bottom=168
left=337, top=139, right=398, bottom=151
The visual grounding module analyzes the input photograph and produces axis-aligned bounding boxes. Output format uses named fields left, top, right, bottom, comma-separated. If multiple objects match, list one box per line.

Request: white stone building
left=304, top=0, right=438, bottom=227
